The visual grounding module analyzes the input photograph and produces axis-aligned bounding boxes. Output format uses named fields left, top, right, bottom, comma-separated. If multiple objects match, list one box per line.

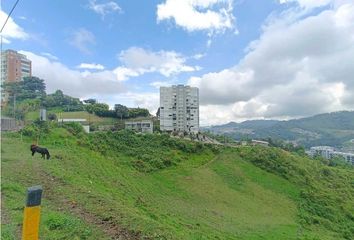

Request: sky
left=1, top=0, right=354, bottom=126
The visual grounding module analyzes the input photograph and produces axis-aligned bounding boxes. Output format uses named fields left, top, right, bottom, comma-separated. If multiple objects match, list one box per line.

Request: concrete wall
left=1, top=118, right=22, bottom=131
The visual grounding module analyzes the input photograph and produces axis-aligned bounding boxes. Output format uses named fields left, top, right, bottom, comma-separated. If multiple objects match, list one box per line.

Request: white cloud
left=157, top=0, right=236, bottom=34
left=41, top=52, right=58, bottom=61
left=192, top=53, right=206, bottom=60
left=189, top=2, right=354, bottom=125
left=113, top=67, right=141, bottom=81
left=199, top=104, right=236, bottom=126
left=279, top=0, right=333, bottom=9
left=0, top=10, right=29, bottom=43
left=20, top=51, right=125, bottom=97
left=68, top=28, right=96, bottom=54
left=77, top=63, right=105, bottom=70
left=116, top=47, right=200, bottom=79
left=150, top=80, right=176, bottom=88
left=88, top=0, right=121, bottom=19
left=128, top=92, right=160, bottom=113
left=189, top=69, right=255, bottom=104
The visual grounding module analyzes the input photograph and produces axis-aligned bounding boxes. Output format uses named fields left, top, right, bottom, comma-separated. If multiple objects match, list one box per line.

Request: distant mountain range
left=203, top=111, right=354, bottom=149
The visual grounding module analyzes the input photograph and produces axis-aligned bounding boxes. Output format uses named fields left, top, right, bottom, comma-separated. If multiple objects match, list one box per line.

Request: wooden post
left=22, top=186, right=43, bottom=240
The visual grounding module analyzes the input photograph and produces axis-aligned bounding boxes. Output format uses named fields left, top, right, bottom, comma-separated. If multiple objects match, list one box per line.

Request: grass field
left=25, top=110, right=118, bottom=124
left=1, top=127, right=353, bottom=239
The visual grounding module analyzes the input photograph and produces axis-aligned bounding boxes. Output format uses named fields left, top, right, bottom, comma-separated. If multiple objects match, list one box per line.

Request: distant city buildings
left=125, top=120, right=153, bottom=133
left=307, top=146, right=354, bottom=165
left=159, top=85, right=199, bottom=133
left=1, top=49, right=32, bottom=83
left=251, top=139, right=269, bottom=146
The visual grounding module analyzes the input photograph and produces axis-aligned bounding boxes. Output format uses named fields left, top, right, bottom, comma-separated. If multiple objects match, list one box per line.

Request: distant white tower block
left=160, top=85, right=199, bottom=133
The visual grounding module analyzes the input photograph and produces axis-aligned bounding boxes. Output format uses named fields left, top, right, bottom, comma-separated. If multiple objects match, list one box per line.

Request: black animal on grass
left=30, top=144, right=50, bottom=159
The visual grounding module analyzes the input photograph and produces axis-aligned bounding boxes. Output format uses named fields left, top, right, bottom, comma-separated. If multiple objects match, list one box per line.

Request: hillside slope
left=1, top=126, right=353, bottom=239
left=205, top=111, right=354, bottom=148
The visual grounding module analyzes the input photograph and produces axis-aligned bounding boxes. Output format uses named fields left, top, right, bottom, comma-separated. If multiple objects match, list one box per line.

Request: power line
left=0, top=0, right=21, bottom=114
left=1, top=0, right=20, bottom=33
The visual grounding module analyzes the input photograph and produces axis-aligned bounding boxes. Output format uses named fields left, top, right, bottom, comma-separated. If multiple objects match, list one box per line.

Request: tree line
left=84, top=100, right=150, bottom=119
left=2, top=76, right=150, bottom=120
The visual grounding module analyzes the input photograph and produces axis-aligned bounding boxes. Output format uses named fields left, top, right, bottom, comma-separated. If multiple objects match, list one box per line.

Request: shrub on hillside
left=48, top=113, right=57, bottom=121
left=21, top=119, right=51, bottom=137
left=43, top=212, right=93, bottom=239
left=21, top=124, right=39, bottom=137
left=62, top=122, right=84, bottom=136
left=85, top=130, right=210, bottom=172
left=237, top=145, right=354, bottom=239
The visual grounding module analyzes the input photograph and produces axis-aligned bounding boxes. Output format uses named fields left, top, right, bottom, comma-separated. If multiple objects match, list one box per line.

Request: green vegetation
left=3, top=76, right=46, bottom=103
left=43, top=90, right=84, bottom=112
left=25, top=110, right=116, bottom=124
left=2, top=76, right=151, bottom=124
left=2, top=124, right=353, bottom=239
left=85, top=102, right=150, bottom=119
left=203, top=131, right=236, bottom=144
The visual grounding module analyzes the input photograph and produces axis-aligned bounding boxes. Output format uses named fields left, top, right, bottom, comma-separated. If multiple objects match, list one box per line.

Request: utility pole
left=13, top=93, right=16, bottom=119
left=1, top=0, right=21, bottom=114
left=1, top=35, right=3, bottom=109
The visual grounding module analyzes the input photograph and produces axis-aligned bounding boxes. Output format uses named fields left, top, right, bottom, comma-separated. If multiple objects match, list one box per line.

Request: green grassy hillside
left=1, top=125, right=353, bottom=239
left=25, top=110, right=117, bottom=124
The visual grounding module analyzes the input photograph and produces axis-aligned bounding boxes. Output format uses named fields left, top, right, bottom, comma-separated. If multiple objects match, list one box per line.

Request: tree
left=43, top=90, right=84, bottom=111
left=52, top=90, right=65, bottom=105
left=2, top=76, right=46, bottom=102
left=22, top=76, right=46, bottom=99
left=128, top=108, right=150, bottom=118
left=48, top=113, right=57, bottom=121
left=86, top=103, right=112, bottom=117
left=114, top=104, right=129, bottom=119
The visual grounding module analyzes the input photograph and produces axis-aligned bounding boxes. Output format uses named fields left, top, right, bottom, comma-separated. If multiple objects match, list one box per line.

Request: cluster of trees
left=84, top=101, right=150, bottom=119
left=266, top=138, right=305, bottom=154
left=43, top=90, right=84, bottom=111
left=3, top=76, right=151, bottom=120
left=3, top=77, right=84, bottom=113
left=3, top=76, right=46, bottom=102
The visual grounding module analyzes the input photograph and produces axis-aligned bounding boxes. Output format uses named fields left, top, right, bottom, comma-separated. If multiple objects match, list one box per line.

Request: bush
left=21, top=119, right=51, bottom=137
left=62, top=122, right=84, bottom=135
left=237, top=146, right=354, bottom=238
left=48, top=113, right=57, bottom=121
left=21, top=124, right=38, bottom=137
left=85, top=130, right=210, bottom=173
left=44, top=212, right=93, bottom=239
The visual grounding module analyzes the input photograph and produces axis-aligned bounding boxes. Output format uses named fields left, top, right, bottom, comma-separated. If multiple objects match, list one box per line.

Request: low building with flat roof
left=125, top=120, right=153, bottom=133
left=58, top=118, right=89, bottom=133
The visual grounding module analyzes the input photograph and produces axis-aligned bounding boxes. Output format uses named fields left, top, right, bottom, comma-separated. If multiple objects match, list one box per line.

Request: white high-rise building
left=159, top=85, right=199, bottom=133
